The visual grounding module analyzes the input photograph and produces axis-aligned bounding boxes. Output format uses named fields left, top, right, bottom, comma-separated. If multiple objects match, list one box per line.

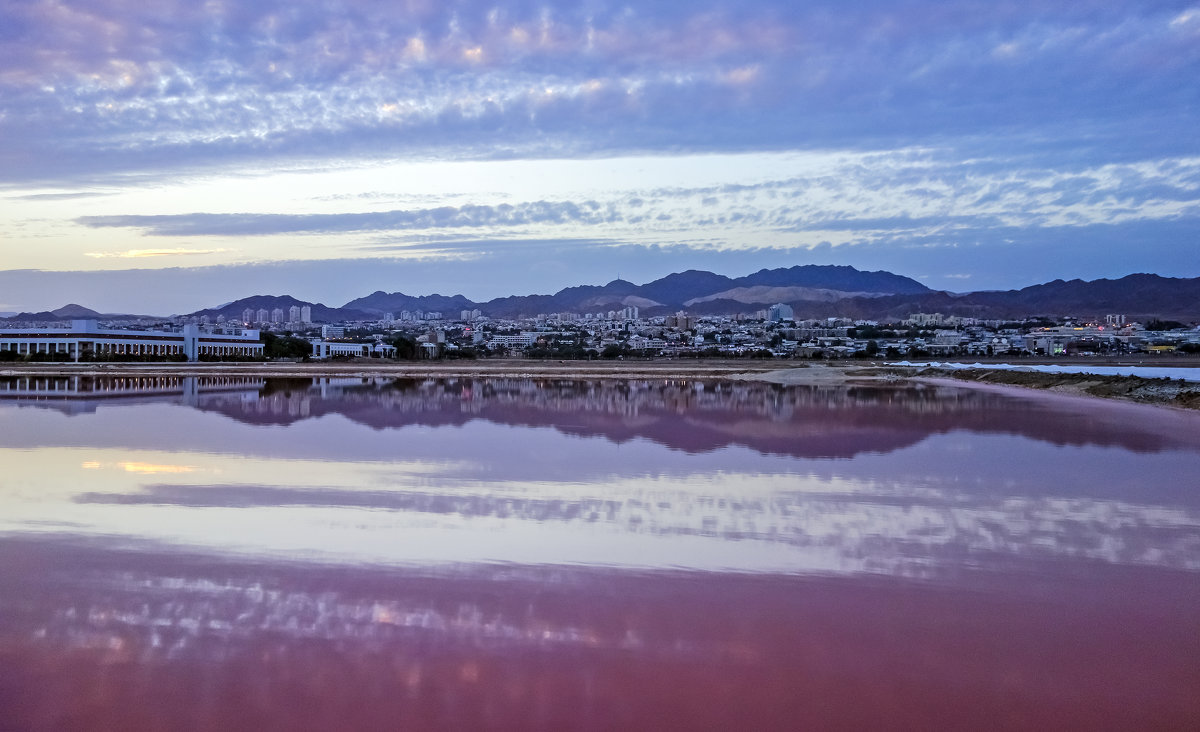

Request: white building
left=300, top=305, right=312, bottom=323
left=0, top=320, right=264, bottom=362
left=487, top=332, right=537, bottom=348
left=289, top=305, right=302, bottom=322
left=309, top=339, right=396, bottom=359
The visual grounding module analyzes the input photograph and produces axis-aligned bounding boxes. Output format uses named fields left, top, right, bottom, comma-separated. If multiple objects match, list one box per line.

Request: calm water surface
left=1, top=375, right=1198, bottom=730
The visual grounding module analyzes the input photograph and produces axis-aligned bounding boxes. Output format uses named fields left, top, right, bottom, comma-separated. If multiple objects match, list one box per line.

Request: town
left=1, top=302, right=1198, bottom=362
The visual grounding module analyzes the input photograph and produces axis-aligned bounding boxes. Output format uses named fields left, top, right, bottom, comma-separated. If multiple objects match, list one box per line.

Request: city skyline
left=2, top=0, right=1199, bottom=313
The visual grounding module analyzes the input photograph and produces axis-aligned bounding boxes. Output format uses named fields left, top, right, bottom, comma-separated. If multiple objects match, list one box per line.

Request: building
left=256, top=308, right=270, bottom=323
left=289, top=305, right=302, bottom=322
left=322, top=325, right=345, bottom=339
left=271, top=308, right=285, bottom=323
left=907, top=313, right=944, bottom=326
left=767, top=303, right=794, bottom=322
left=0, top=320, right=263, bottom=362
left=242, top=308, right=254, bottom=324
left=487, top=332, right=537, bottom=348
left=309, top=339, right=396, bottom=359
left=300, top=305, right=312, bottom=323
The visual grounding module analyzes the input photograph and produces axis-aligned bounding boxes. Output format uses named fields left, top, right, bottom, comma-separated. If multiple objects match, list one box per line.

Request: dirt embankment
left=918, top=367, right=1200, bottom=410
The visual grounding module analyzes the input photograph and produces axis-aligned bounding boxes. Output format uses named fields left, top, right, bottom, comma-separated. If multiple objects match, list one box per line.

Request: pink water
left=0, top=377, right=1197, bottom=730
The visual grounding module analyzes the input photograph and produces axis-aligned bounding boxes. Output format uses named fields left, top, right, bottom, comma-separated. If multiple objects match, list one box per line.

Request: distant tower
left=767, top=303, right=794, bottom=322
left=256, top=308, right=269, bottom=323
left=271, top=307, right=284, bottom=323
left=289, top=305, right=301, bottom=322
left=242, top=308, right=254, bottom=324
left=301, top=305, right=312, bottom=323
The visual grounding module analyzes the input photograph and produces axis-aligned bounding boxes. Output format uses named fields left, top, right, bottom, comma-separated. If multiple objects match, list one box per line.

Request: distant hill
left=342, top=291, right=478, bottom=316
left=332, top=267, right=1198, bottom=321
left=52, top=304, right=103, bottom=318
left=190, top=295, right=374, bottom=323
left=454, top=265, right=932, bottom=317
left=730, top=265, right=931, bottom=295
left=5, top=267, right=1197, bottom=325
left=760, top=274, right=1200, bottom=321
left=635, top=270, right=736, bottom=304
left=0, top=303, right=159, bottom=322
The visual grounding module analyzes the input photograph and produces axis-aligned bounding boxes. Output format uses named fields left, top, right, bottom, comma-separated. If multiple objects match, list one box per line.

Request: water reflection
left=1, top=376, right=1199, bottom=729
left=4, top=374, right=1199, bottom=456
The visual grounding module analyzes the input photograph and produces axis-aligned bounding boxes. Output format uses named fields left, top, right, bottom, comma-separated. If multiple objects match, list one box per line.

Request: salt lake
left=1, top=375, right=1197, bottom=730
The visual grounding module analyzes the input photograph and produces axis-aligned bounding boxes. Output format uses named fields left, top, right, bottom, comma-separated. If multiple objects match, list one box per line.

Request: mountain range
left=4, top=265, right=1199, bottom=323
left=333, top=266, right=1200, bottom=321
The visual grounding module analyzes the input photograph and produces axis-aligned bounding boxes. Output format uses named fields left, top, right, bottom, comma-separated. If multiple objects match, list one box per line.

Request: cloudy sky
left=1, top=0, right=1198, bottom=314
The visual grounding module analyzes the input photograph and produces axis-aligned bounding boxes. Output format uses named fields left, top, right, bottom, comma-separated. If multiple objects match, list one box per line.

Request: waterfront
left=1, top=376, right=1198, bottom=730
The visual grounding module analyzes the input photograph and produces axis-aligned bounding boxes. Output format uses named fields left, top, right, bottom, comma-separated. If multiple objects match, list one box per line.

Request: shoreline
left=2, top=359, right=1198, bottom=410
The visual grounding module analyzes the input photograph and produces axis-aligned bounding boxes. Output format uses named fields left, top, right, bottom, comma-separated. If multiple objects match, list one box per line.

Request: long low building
left=0, top=319, right=264, bottom=362
left=309, top=339, right=396, bottom=359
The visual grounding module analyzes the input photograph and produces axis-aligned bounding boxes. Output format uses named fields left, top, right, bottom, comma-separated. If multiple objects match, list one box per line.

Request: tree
left=389, top=335, right=418, bottom=360
left=1146, top=319, right=1186, bottom=331
left=261, top=332, right=312, bottom=360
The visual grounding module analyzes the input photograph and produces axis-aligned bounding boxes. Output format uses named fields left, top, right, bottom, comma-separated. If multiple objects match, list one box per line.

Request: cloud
left=4, top=215, right=1199, bottom=316
left=1, top=0, right=1198, bottom=184
left=72, top=153, right=1200, bottom=242
left=78, top=201, right=625, bottom=236
left=83, top=248, right=231, bottom=258
left=8, top=191, right=112, bottom=201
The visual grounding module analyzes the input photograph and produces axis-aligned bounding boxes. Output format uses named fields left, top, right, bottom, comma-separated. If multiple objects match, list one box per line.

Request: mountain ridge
left=4, top=267, right=1199, bottom=322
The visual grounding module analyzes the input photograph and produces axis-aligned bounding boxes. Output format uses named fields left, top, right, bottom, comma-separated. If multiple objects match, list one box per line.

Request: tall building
left=300, top=305, right=312, bottom=323
left=256, top=308, right=270, bottom=323
left=242, top=308, right=254, bottom=324
left=289, top=305, right=301, bottom=322
left=767, top=303, right=794, bottom=322
left=271, top=308, right=285, bottom=323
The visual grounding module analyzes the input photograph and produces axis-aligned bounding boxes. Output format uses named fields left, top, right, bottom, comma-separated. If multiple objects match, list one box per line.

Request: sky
left=1, top=0, right=1198, bottom=314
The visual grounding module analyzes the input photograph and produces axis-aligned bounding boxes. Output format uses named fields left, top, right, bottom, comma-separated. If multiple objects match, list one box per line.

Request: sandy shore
left=907, top=365, right=1200, bottom=410
left=3, top=359, right=1198, bottom=410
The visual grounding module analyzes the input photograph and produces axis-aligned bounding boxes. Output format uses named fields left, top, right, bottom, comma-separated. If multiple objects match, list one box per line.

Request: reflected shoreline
left=4, top=374, right=1199, bottom=457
